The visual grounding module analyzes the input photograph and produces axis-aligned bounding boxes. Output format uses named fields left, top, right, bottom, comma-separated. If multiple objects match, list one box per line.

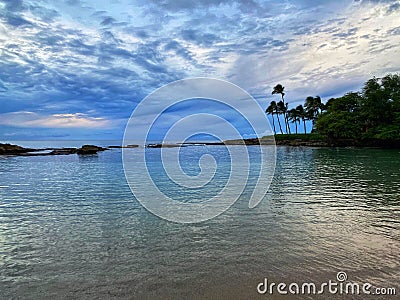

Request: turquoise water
left=0, top=145, right=399, bottom=299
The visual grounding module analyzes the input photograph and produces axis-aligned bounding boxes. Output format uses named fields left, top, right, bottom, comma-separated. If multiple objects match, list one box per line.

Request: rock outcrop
left=146, top=143, right=185, bottom=148
left=76, top=145, right=107, bottom=155
left=108, top=144, right=139, bottom=148
left=0, top=143, right=109, bottom=156
left=0, top=143, right=34, bottom=155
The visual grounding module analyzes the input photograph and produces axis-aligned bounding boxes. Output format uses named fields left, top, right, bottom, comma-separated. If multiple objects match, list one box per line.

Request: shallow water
left=0, top=145, right=399, bottom=299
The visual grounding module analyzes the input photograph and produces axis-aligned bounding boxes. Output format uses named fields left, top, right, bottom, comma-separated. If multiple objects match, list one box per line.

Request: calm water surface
left=0, top=144, right=399, bottom=299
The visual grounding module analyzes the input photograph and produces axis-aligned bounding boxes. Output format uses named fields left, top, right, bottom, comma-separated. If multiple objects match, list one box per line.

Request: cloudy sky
left=0, top=0, right=399, bottom=140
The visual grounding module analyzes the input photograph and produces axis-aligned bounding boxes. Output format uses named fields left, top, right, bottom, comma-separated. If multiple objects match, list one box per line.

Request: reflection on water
left=0, top=146, right=399, bottom=299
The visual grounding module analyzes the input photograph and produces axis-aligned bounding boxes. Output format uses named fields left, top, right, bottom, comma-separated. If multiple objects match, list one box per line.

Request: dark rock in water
left=0, top=143, right=35, bottom=155
left=1, top=143, right=110, bottom=156
left=182, top=142, right=225, bottom=146
left=77, top=145, right=107, bottom=155
left=108, top=144, right=139, bottom=148
left=49, top=148, right=78, bottom=155
left=146, top=143, right=185, bottom=148
left=147, top=143, right=162, bottom=148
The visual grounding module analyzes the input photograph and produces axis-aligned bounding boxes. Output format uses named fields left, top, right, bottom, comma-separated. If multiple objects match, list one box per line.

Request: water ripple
left=0, top=147, right=399, bottom=298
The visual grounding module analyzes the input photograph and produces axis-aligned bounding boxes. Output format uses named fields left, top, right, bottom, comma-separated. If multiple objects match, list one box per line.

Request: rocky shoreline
left=273, top=137, right=400, bottom=148
left=0, top=139, right=336, bottom=156
left=0, top=143, right=110, bottom=156
left=274, top=139, right=329, bottom=147
left=2, top=136, right=398, bottom=157
left=0, top=142, right=149, bottom=156
left=0, top=140, right=270, bottom=156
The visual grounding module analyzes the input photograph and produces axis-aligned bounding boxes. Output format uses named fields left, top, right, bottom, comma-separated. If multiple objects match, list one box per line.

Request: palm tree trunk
left=286, top=115, right=291, bottom=134
left=303, top=119, right=307, bottom=134
left=284, top=115, right=288, bottom=134
left=277, top=114, right=284, bottom=134
left=282, top=95, right=291, bottom=134
left=295, top=120, right=298, bottom=134
left=271, top=113, right=277, bottom=135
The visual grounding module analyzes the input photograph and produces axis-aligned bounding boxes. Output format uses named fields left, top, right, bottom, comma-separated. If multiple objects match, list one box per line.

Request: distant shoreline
left=223, top=134, right=400, bottom=148
left=271, top=134, right=400, bottom=148
left=2, top=134, right=400, bottom=157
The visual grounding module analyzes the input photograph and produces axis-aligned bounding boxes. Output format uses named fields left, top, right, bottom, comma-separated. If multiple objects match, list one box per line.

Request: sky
left=0, top=0, right=400, bottom=141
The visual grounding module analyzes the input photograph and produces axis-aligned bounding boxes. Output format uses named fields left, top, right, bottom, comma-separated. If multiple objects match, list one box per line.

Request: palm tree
left=296, top=104, right=307, bottom=134
left=265, top=101, right=277, bottom=135
left=305, top=96, right=324, bottom=128
left=314, top=96, right=325, bottom=115
left=272, top=84, right=291, bottom=134
left=288, top=108, right=300, bottom=134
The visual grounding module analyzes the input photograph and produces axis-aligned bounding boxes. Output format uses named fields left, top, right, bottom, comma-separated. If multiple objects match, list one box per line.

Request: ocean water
left=0, top=144, right=399, bottom=299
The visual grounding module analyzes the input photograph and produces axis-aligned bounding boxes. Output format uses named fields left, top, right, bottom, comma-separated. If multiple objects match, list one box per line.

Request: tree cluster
left=266, top=74, right=400, bottom=142
left=266, top=84, right=324, bottom=134
left=317, top=74, right=400, bottom=140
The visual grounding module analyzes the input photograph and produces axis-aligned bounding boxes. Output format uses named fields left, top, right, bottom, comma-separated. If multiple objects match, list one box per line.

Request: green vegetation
left=317, top=74, right=400, bottom=141
left=266, top=74, right=400, bottom=146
